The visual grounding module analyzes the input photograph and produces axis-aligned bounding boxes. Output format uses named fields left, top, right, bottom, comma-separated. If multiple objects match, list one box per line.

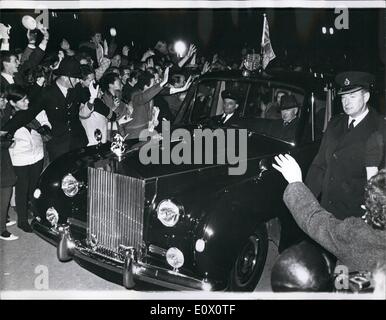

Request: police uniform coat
left=305, top=109, right=384, bottom=219
left=31, top=83, right=90, bottom=161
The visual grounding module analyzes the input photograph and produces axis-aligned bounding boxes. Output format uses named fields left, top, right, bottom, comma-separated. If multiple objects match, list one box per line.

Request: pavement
left=0, top=207, right=278, bottom=298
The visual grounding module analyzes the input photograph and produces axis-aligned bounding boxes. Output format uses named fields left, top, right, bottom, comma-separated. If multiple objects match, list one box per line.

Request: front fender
left=32, top=144, right=112, bottom=225
left=192, top=177, right=280, bottom=282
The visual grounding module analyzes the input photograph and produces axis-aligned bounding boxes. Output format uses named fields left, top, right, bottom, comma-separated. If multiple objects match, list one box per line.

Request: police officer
left=30, top=57, right=96, bottom=161
left=305, top=71, right=384, bottom=219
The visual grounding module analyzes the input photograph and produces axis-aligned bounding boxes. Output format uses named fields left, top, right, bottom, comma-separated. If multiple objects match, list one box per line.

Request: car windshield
left=185, top=79, right=311, bottom=143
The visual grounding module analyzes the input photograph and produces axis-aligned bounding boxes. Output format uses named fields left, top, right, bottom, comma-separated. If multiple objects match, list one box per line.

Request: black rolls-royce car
left=31, top=69, right=336, bottom=291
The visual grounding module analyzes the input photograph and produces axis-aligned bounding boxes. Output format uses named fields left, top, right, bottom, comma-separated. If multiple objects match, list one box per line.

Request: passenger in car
left=210, top=90, right=240, bottom=126
left=267, top=94, right=299, bottom=141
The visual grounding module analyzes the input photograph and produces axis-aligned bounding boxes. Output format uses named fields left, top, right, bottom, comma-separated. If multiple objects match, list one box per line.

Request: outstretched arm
left=273, top=154, right=357, bottom=260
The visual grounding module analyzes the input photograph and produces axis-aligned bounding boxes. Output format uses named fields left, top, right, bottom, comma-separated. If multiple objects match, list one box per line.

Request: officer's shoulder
left=368, top=108, right=386, bottom=127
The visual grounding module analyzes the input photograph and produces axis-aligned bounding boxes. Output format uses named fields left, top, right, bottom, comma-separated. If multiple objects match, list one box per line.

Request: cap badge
left=344, top=78, right=350, bottom=86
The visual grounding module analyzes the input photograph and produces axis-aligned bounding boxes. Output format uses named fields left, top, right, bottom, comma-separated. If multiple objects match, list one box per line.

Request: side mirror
left=94, top=129, right=102, bottom=144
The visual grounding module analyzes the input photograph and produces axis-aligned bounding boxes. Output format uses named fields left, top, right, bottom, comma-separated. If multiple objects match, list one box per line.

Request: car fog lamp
left=33, top=188, right=41, bottom=199
left=61, top=173, right=80, bottom=197
left=157, top=199, right=180, bottom=227
left=195, top=239, right=205, bottom=252
left=166, top=247, right=184, bottom=269
left=46, top=207, right=59, bottom=226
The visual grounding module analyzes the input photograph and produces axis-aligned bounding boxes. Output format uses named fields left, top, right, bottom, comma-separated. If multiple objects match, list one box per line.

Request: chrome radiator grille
left=87, top=167, right=145, bottom=255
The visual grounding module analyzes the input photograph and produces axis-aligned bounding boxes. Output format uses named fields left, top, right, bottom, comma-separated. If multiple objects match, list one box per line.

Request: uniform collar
left=348, top=108, right=369, bottom=128
left=56, top=80, right=69, bottom=98
left=222, top=113, right=234, bottom=123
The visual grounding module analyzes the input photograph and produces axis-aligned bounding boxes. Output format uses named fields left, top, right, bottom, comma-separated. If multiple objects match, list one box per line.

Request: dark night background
left=1, top=8, right=385, bottom=105
left=1, top=8, right=384, bottom=68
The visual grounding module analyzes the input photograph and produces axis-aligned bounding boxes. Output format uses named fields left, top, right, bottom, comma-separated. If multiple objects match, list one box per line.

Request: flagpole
left=259, top=13, right=266, bottom=72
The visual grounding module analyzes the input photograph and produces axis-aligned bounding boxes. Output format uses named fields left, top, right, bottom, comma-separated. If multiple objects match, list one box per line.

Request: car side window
left=190, top=80, right=249, bottom=123
left=244, top=84, right=306, bottom=143
left=244, top=83, right=273, bottom=119
left=217, top=80, right=249, bottom=117
left=190, top=81, right=217, bottom=123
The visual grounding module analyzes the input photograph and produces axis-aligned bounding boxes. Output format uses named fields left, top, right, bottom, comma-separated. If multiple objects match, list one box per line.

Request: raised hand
left=184, top=76, right=193, bottom=89
left=212, top=53, right=218, bottom=64
left=160, top=66, right=170, bottom=87
left=141, top=49, right=155, bottom=62
left=0, top=23, right=11, bottom=40
left=187, top=44, right=197, bottom=57
left=201, top=61, right=211, bottom=75
left=88, top=81, right=100, bottom=101
left=40, top=27, right=49, bottom=41
left=272, top=154, right=303, bottom=184
left=113, top=96, right=120, bottom=109
left=103, top=39, right=108, bottom=55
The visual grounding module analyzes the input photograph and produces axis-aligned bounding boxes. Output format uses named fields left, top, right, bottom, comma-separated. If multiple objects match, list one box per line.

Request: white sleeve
left=79, top=102, right=94, bottom=119
left=1, top=41, right=10, bottom=51
left=35, top=110, right=52, bottom=129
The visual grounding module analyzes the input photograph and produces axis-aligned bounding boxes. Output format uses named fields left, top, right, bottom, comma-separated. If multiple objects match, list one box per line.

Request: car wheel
left=228, top=224, right=268, bottom=291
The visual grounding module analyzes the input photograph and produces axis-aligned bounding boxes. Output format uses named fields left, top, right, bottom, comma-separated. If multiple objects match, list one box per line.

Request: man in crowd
left=30, top=57, right=96, bottom=161
left=0, top=26, right=49, bottom=89
left=305, top=71, right=384, bottom=220
left=79, top=31, right=104, bottom=66
left=122, top=69, right=140, bottom=104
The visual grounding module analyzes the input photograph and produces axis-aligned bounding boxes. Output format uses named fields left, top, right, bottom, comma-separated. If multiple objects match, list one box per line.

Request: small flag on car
left=261, top=14, right=276, bottom=70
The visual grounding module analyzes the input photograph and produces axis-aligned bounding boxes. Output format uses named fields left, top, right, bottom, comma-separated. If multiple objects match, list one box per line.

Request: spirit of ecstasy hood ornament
left=110, top=133, right=126, bottom=158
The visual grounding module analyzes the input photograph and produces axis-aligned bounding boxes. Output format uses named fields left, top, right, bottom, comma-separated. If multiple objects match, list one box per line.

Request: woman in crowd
left=6, top=84, right=51, bottom=233
left=0, top=87, right=18, bottom=240
left=273, top=153, right=386, bottom=273
left=122, top=67, right=170, bottom=138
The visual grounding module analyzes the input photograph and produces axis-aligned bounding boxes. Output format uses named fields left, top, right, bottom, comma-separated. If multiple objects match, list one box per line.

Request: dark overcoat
left=31, top=83, right=89, bottom=161
left=305, top=109, right=384, bottom=219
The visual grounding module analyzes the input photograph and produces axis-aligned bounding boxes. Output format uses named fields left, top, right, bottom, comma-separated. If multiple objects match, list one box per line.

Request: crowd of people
left=0, top=23, right=220, bottom=240
left=0, top=21, right=274, bottom=241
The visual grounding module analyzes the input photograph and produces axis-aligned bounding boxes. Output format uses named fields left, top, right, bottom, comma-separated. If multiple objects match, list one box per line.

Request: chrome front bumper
left=31, top=219, right=217, bottom=291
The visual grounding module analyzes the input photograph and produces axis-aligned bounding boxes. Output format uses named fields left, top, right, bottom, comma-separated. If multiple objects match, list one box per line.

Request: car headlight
left=46, top=207, right=59, bottom=226
left=166, top=247, right=184, bottom=269
left=156, top=199, right=181, bottom=227
left=61, top=173, right=80, bottom=197
left=33, top=188, right=41, bottom=199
